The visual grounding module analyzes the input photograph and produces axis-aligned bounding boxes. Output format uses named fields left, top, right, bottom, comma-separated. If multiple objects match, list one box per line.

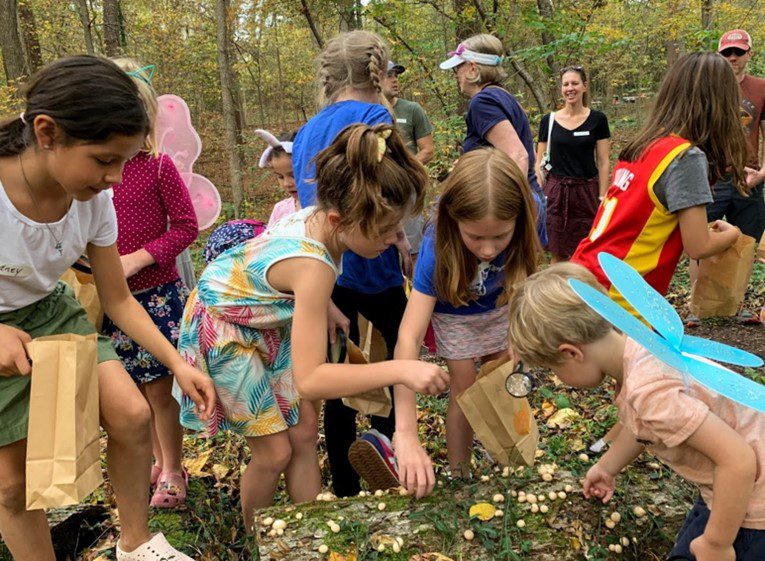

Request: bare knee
left=143, top=377, right=177, bottom=409
left=0, top=476, right=26, bottom=514
left=103, top=396, right=151, bottom=442
left=289, top=418, right=319, bottom=451
left=250, top=438, right=292, bottom=475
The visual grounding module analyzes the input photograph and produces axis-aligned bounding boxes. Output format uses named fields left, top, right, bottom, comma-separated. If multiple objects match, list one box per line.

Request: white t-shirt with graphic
left=0, top=181, right=117, bottom=313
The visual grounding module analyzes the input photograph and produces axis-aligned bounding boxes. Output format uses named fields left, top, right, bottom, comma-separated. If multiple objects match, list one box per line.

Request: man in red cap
left=689, top=29, right=765, bottom=326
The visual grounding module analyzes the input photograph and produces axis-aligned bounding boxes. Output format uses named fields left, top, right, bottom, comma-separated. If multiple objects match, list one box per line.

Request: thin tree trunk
left=75, top=0, right=95, bottom=55
left=103, top=0, right=122, bottom=57
left=508, top=56, right=547, bottom=115
left=17, top=0, right=41, bottom=71
left=299, top=0, right=323, bottom=49
left=0, top=0, right=29, bottom=84
left=536, top=0, right=560, bottom=108
left=215, top=0, right=243, bottom=217
left=274, top=18, right=286, bottom=130
left=337, top=0, right=360, bottom=31
left=701, top=0, right=713, bottom=30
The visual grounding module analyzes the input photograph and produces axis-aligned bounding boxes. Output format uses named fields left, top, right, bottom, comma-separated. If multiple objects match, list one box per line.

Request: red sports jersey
left=572, top=135, right=692, bottom=310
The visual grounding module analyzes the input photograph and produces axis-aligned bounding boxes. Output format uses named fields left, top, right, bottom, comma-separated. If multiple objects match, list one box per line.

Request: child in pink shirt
left=105, top=59, right=198, bottom=509
left=507, top=263, right=765, bottom=561
left=255, top=129, right=300, bottom=229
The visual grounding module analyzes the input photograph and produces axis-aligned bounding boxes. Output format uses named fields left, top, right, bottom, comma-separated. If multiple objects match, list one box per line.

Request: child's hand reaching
left=393, top=431, right=436, bottom=499
left=401, top=361, right=449, bottom=395
left=583, top=462, right=616, bottom=503
left=690, top=535, right=735, bottom=561
left=172, top=362, right=217, bottom=421
left=0, top=324, right=32, bottom=377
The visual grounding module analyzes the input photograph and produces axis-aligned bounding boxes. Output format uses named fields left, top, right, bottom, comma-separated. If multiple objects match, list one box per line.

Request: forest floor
left=1, top=104, right=764, bottom=561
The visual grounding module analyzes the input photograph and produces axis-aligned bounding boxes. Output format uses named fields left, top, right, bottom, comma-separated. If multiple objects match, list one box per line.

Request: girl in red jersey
left=572, top=52, right=746, bottom=308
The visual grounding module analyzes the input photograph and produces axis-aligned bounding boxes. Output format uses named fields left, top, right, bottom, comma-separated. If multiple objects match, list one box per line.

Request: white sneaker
left=116, top=533, right=194, bottom=561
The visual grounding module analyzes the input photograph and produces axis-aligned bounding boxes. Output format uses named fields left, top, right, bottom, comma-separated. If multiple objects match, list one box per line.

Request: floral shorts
left=102, top=278, right=189, bottom=385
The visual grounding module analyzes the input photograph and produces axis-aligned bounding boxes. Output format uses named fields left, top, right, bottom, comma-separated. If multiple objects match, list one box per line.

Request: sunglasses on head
left=720, top=47, right=749, bottom=57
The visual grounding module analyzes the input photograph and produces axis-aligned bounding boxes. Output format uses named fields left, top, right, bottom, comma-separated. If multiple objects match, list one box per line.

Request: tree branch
left=299, top=0, right=323, bottom=49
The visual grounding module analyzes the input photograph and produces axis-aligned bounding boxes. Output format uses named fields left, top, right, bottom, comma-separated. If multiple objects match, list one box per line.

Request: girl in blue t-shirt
left=291, top=30, right=417, bottom=498
left=392, top=148, right=540, bottom=493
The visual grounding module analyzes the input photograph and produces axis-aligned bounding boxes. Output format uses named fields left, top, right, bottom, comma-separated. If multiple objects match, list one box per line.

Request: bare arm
left=393, top=289, right=438, bottom=498
left=89, top=242, right=215, bottom=418
left=534, top=141, right=547, bottom=187
left=415, top=135, right=435, bottom=165
left=273, top=258, right=448, bottom=401
left=486, top=120, right=529, bottom=177
left=595, top=138, right=611, bottom=196
left=745, top=120, right=765, bottom=186
left=678, top=206, right=740, bottom=260
left=686, top=412, right=756, bottom=552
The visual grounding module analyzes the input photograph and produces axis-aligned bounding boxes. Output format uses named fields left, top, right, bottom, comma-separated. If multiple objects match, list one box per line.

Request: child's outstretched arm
left=284, top=258, right=449, bottom=401
left=685, top=412, right=756, bottom=561
left=88, top=243, right=216, bottom=419
left=678, top=206, right=740, bottom=260
left=393, top=289, right=438, bottom=498
left=584, top=426, right=645, bottom=503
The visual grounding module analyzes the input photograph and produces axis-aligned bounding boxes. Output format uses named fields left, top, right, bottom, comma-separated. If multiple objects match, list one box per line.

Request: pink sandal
left=150, top=464, right=162, bottom=491
left=150, top=470, right=188, bottom=509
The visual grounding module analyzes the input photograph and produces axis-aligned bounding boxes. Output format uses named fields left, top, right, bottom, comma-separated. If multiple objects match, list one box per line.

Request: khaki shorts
left=0, top=282, right=118, bottom=447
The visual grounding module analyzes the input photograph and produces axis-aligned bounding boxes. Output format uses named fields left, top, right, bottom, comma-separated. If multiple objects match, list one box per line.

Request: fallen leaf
left=410, top=555, right=455, bottom=561
left=469, top=502, right=496, bottom=521
left=541, top=399, right=556, bottom=418
left=184, top=450, right=211, bottom=477
left=546, top=407, right=581, bottom=429
left=211, top=463, right=229, bottom=480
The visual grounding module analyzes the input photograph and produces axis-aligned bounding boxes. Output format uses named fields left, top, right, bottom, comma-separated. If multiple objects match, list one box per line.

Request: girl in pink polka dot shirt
left=105, top=59, right=198, bottom=509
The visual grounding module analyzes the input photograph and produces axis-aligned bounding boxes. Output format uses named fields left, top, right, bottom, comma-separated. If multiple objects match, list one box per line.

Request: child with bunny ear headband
left=255, top=129, right=301, bottom=229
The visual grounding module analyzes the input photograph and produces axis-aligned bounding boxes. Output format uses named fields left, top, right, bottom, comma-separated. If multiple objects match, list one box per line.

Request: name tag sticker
left=396, top=118, right=407, bottom=124
left=573, top=131, right=590, bottom=137
left=0, top=264, right=32, bottom=278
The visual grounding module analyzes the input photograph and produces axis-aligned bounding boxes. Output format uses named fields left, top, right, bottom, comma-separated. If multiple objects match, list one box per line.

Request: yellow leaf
left=546, top=408, right=581, bottom=429
left=570, top=537, right=581, bottom=551
left=541, top=399, right=556, bottom=418
left=212, top=463, right=229, bottom=480
left=469, top=502, right=496, bottom=521
left=184, top=450, right=211, bottom=477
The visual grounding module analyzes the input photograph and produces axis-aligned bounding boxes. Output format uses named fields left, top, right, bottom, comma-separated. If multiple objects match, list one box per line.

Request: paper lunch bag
left=456, top=356, right=539, bottom=467
left=341, top=339, right=392, bottom=418
left=690, top=234, right=756, bottom=318
left=26, top=334, right=103, bottom=510
left=60, top=268, right=104, bottom=331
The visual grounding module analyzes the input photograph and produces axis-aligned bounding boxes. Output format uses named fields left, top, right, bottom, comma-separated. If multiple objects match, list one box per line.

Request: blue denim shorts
left=668, top=496, right=765, bottom=560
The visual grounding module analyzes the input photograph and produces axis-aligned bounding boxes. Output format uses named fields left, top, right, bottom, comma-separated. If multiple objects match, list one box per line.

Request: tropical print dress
left=176, top=207, right=338, bottom=436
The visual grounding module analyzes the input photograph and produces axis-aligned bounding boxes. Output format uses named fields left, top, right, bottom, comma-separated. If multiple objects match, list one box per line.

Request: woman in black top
left=535, top=66, right=611, bottom=262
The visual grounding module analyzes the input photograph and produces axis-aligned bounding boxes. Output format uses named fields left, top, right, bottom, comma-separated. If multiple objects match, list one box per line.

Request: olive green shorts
left=0, top=282, right=118, bottom=447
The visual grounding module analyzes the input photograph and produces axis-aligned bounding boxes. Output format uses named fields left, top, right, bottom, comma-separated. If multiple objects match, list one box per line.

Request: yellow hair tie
left=376, top=129, right=392, bottom=162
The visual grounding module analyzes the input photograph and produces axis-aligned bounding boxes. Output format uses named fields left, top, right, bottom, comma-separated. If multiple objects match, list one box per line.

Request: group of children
left=0, top=28, right=762, bottom=561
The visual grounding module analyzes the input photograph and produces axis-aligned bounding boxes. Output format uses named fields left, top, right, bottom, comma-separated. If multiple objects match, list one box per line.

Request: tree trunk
left=299, top=0, right=324, bottom=49
left=75, top=0, right=95, bottom=54
left=215, top=0, right=244, bottom=217
left=508, top=56, right=548, bottom=115
left=337, top=0, right=360, bottom=32
left=103, top=0, right=122, bottom=56
left=453, top=0, right=482, bottom=41
left=17, top=0, right=41, bottom=71
left=536, top=0, right=560, bottom=108
left=701, top=0, right=713, bottom=30
left=0, top=0, right=29, bottom=84
left=274, top=17, right=286, bottom=130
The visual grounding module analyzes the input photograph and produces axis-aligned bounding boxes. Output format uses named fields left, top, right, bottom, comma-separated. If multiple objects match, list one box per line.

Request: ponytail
left=314, top=123, right=427, bottom=237
left=0, top=116, right=31, bottom=157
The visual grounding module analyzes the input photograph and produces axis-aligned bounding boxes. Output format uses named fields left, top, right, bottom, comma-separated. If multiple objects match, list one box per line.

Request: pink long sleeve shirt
left=111, top=152, right=198, bottom=292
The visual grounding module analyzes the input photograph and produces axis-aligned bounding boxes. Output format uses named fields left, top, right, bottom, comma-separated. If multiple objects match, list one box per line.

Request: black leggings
left=325, top=284, right=408, bottom=497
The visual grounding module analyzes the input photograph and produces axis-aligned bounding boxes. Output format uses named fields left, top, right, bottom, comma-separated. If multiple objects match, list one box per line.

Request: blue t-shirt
left=463, top=86, right=548, bottom=247
left=292, top=100, right=403, bottom=294
left=413, top=227, right=505, bottom=316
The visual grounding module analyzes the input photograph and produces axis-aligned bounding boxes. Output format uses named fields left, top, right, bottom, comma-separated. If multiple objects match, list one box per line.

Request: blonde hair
left=434, top=148, right=540, bottom=308
left=316, top=31, right=390, bottom=110
left=313, top=123, right=427, bottom=238
left=111, top=57, right=158, bottom=155
left=507, top=263, right=612, bottom=367
left=462, top=34, right=508, bottom=86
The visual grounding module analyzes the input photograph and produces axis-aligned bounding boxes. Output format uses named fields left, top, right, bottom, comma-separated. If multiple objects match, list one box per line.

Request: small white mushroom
left=620, top=537, right=629, bottom=547
left=330, top=523, right=341, bottom=534
left=578, top=453, right=590, bottom=462
left=295, top=512, right=303, bottom=520
left=318, top=544, right=329, bottom=554
left=399, top=487, right=409, bottom=496
left=464, top=529, right=475, bottom=541
left=540, top=504, right=549, bottom=514
left=262, top=517, right=274, bottom=527
left=374, top=489, right=384, bottom=497
left=633, top=506, right=647, bottom=518
left=527, top=494, right=537, bottom=504
left=392, top=541, right=401, bottom=553
left=510, top=490, right=518, bottom=497
left=537, top=494, right=545, bottom=502
left=494, top=509, right=504, bottom=517
left=548, top=491, right=558, bottom=501
left=564, top=484, right=573, bottom=493
left=268, top=529, right=276, bottom=537
left=530, top=503, right=539, bottom=513
left=377, top=502, right=386, bottom=511
left=493, top=493, right=505, bottom=503
left=276, top=528, right=284, bottom=536
left=542, top=473, right=553, bottom=482
left=518, top=495, right=527, bottom=503
left=614, top=544, right=623, bottom=553
left=557, top=491, right=567, bottom=500
left=377, top=544, right=385, bottom=552
left=605, top=519, right=616, bottom=529
left=396, top=537, right=404, bottom=547
left=610, top=512, right=621, bottom=523
left=516, top=519, right=526, bottom=528
left=480, top=475, right=490, bottom=482
left=608, top=544, right=616, bottom=552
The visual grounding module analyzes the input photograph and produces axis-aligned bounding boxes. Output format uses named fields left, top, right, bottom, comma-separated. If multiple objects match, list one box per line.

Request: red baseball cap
left=718, top=29, right=752, bottom=52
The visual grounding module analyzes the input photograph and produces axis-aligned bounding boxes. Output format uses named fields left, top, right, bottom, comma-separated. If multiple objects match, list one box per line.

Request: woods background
left=1, top=0, right=763, bottom=219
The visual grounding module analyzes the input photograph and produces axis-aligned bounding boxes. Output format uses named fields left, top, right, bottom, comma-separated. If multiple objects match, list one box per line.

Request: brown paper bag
left=26, top=334, right=103, bottom=510
left=60, top=268, right=104, bottom=331
left=456, top=356, right=539, bottom=467
left=341, top=339, right=392, bottom=417
left=690, top=234, right=756, bottom=318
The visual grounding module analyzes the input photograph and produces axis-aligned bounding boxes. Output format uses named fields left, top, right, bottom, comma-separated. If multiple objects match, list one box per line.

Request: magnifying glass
left=504, top=361, right=534, bottom=398
left=326, top=329, right=347, bottom=364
